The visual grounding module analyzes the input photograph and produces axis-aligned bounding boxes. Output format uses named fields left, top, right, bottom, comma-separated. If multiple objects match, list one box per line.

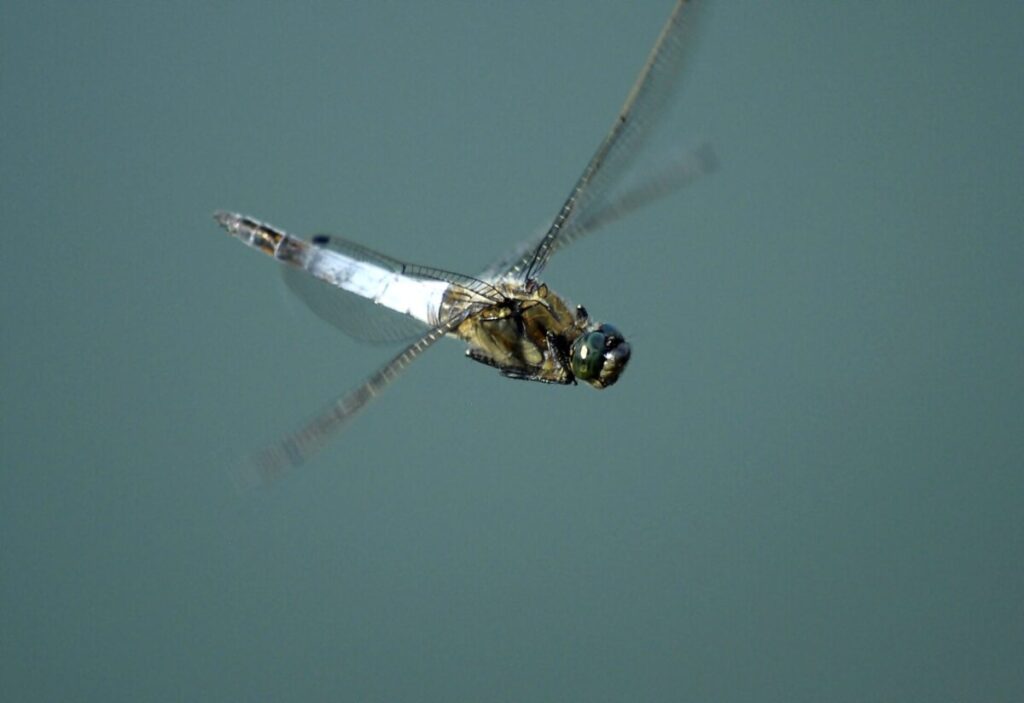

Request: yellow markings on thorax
left=455, top=280, right=580, bottom=375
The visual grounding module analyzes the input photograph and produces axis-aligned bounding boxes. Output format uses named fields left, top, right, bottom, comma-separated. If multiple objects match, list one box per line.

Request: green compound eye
left=571, top=332, right=606, bottom=381
left=570, top=324, right=631, bottom=388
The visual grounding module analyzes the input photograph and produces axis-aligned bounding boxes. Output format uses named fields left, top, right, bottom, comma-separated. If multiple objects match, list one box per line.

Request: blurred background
left=2, top=2, right=1022, bottom=701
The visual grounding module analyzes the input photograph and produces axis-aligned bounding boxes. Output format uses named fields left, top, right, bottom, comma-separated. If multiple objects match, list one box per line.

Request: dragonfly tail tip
left=213, top=210, right=236, bottom=228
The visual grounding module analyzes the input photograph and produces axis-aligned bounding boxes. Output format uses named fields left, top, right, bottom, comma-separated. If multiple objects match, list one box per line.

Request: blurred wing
left=479, top=142, right=715, bottom=280
left=510, top=0, right=701, bottom=283
left=282, top=234, right=430, bottom=343
left=541, top=141, right=715, bottom=254
left=234, top=315, right=464, bottom=487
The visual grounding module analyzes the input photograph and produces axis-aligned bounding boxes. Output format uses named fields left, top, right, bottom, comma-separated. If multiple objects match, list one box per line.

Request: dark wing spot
left=311, top=234, right=330, bottom=246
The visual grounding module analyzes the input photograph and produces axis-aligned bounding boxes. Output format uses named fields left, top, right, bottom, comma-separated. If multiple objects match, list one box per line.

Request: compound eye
left=570, top=331, right=605, bottom=381
left=569, top=324, right=631, bottom=388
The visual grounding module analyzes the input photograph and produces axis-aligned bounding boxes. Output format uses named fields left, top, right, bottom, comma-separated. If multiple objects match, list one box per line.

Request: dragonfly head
left=570, top=323, right=631, bottom=389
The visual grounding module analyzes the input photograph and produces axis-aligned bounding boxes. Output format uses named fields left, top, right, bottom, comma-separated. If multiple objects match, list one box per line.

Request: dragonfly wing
left=511, top=0, right=702, bottom=283
left=235, top=315, right=464, bottom=487
left=546, top=141, right=716, bottom=252
left=479, top=142, right=715, bottom=280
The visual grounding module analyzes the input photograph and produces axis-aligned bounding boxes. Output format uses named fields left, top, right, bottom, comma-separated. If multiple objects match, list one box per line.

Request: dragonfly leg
left=499, top=367, right=574, bottom=385
left=465, top=348, right=507, bottom=370
left=546, top=330, right=577, bottom=386
left=465, top=348, right=573, bottom=386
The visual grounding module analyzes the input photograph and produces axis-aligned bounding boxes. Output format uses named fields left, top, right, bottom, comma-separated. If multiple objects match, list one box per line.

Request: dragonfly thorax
left=451, top=280, right=630, bottom=389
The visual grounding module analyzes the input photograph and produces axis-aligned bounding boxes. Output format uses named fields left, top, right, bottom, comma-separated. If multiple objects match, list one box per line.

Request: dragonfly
left=215, top=0, right=713, bottom=483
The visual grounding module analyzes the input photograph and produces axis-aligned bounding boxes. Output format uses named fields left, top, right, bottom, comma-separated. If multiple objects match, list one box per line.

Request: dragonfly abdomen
left=215, top=211, right=449, bottom=327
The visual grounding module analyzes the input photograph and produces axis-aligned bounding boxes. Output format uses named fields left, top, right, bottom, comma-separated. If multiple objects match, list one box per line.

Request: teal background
left=3, top=2, right=1023, bottom=701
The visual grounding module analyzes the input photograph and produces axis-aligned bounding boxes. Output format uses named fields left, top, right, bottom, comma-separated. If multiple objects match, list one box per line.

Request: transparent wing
left=510, top=0, right=701, bottom=283
left=282, top=234, right=431, bottom=343
left=479, top=142, right=715, bottom=280
left=542, top=141, right=716, bottom=255
left=234, top=314, right=466, bottom=488
left=283, top=234, right=504, bottom=344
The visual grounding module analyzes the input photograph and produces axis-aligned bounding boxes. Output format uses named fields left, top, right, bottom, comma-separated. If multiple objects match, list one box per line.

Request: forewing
left=511, top=0, right=701, bottom=283
left=479, top=142, right=715, bottom=280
